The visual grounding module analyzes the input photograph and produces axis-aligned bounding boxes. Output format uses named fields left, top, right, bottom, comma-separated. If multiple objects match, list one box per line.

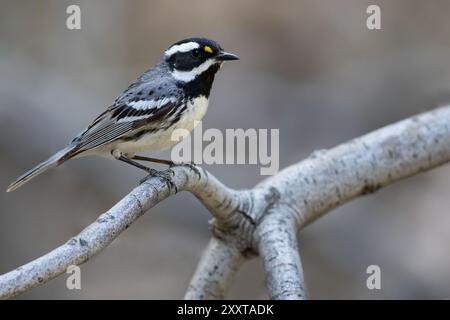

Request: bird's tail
left=6, top=145, right=78, bottom=192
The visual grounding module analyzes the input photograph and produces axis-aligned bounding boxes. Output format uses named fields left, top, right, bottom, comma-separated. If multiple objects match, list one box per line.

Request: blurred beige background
left=2, top=0, right=450, bottom=299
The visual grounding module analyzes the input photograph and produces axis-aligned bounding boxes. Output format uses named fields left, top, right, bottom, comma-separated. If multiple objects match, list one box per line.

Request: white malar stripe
left=128, top=97, right=178, bottom=110
left=164, top=42, right=200, bottom=57
left=171, top=59, right=216, bottom=82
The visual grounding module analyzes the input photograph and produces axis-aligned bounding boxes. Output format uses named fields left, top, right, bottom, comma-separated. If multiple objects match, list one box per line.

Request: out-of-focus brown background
left=1, top=0, right=450, bottom=299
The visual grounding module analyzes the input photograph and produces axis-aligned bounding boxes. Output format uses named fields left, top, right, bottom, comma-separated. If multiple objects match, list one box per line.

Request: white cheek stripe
left=171, top=59, right=216, bottom=82
left=165, top=42, right=200, bottom=57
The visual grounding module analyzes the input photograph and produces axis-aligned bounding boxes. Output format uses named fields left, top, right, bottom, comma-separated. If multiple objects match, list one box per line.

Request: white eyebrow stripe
left=164, top=42, right=200, bottom=57
left=171, top=59, right=217, bottom=82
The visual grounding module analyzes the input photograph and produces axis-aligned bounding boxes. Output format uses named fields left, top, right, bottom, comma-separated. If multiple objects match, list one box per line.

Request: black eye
left=192, top=49, right=200, bottom=58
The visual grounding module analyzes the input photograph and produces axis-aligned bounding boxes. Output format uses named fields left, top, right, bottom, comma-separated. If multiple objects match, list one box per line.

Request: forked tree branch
left=1, top=105, right=450, bottom=299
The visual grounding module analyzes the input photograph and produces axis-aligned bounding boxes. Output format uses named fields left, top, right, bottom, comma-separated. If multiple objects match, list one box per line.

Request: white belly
left=113, top=96, right=209, bottom=155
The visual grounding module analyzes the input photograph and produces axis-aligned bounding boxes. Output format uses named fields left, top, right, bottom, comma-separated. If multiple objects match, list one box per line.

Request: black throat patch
left=179, top=64, right=221, bottom=99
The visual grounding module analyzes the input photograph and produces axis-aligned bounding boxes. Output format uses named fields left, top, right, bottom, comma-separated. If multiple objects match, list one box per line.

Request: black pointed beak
left=215, top=51, right=240, bottom=61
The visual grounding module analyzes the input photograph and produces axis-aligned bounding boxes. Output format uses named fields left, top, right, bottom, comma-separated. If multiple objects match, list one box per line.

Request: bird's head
left=163, top=38, right=239, bottom=83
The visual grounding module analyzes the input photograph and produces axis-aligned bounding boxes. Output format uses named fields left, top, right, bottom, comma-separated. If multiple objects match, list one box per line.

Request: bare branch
left=184, top=237, right=245, bottom=300
left=258, top=212, right=306, bottom=300
left=2, top=106, right=450, bottom=299
left=0, top=165, right=240, bottom=299
left=257, top=106, right=450, bottom=229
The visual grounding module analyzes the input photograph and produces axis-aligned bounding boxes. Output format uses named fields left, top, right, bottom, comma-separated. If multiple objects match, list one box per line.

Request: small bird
left=7, top=38, right=239, bottom=192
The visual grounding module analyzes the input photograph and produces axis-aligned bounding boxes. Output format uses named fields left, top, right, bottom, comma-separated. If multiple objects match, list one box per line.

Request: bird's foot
left=170, top=161, right=202, bottom=179
left=139, top=168, right=175, bottom=189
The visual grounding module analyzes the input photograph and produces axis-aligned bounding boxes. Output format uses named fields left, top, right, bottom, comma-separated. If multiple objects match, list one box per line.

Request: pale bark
left=184, top=237, right=245, bottom=300
left=1, top=106, right=450, bottom=299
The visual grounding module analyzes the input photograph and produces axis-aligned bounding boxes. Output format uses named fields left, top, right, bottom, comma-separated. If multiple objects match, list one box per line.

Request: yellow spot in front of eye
left=204, top=46, right=213, bottom=54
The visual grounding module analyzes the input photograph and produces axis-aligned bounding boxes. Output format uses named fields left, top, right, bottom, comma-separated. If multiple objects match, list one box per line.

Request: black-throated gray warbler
left=7, top=38, right=239, bottom=192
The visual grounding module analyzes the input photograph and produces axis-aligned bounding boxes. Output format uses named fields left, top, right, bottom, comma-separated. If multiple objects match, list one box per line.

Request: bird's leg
left=115, top=154, right=174, bottom=187
left=131, top=155, right=174, bottom=166
left=131, top=155, right=199, bottom=179
left=117, top=155, right=155, bottom=172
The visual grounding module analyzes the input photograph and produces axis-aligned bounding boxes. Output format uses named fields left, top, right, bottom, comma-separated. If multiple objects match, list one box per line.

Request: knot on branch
left=208, top=186, right=284, bottom=255
left=209, top=194, right=256, bottom=255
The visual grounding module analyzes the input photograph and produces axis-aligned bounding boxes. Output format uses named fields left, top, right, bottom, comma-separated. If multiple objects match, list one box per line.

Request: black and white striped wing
left=73, top=98, right=179, bottom=153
